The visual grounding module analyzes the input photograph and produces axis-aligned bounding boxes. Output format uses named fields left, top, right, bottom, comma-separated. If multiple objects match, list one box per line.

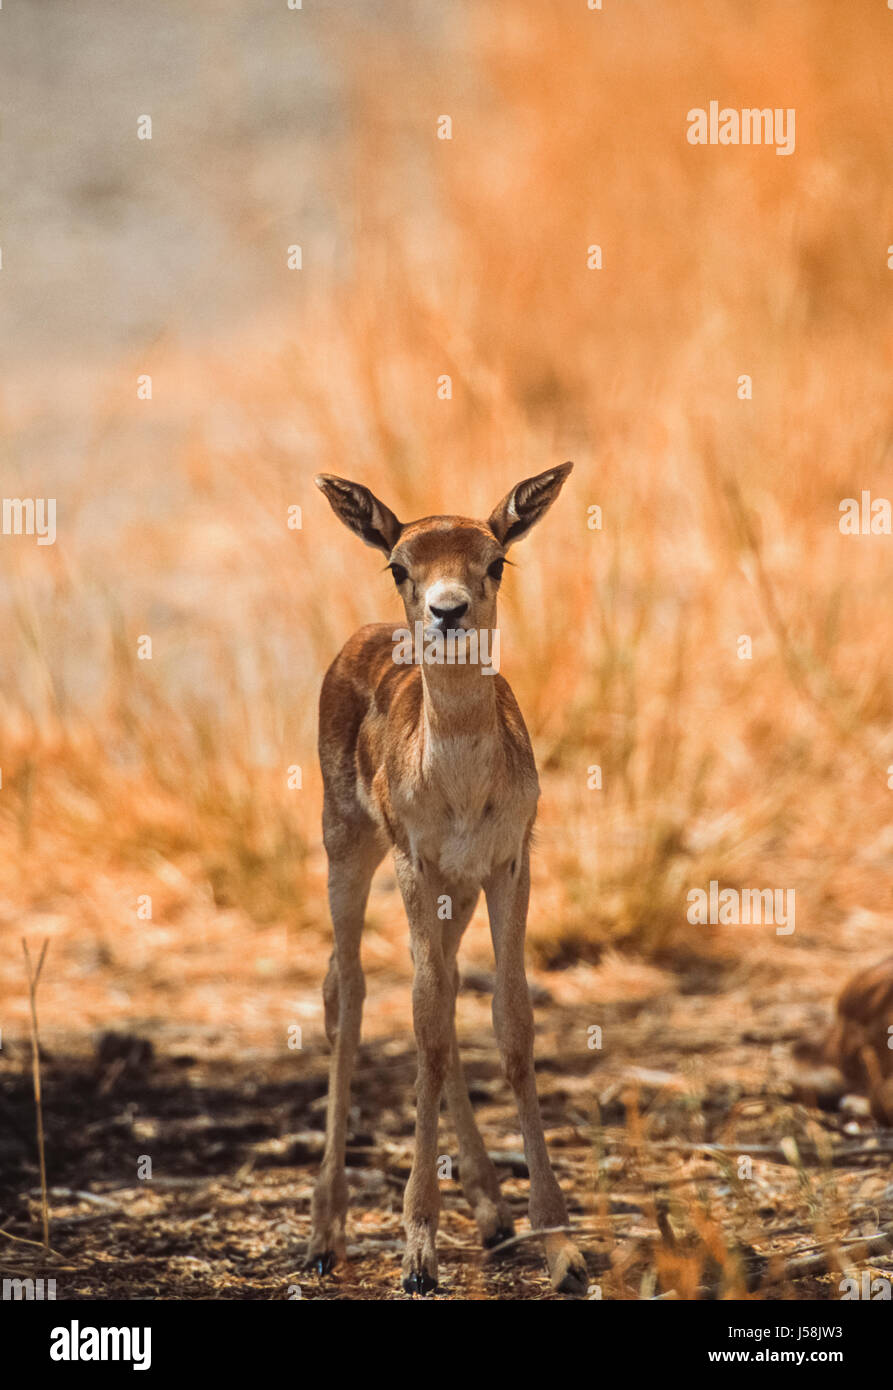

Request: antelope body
left=308, top=463, right=587, bottom=1296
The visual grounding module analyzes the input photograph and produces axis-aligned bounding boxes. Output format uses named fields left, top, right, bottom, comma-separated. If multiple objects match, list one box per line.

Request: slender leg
left=441, top=894, right=515, bottom=1249
left=394, top=850, right=455, bottom=1294
left=484, top=848, right=589, bottom=1295
left=306, top=831, right=383, bottom=1272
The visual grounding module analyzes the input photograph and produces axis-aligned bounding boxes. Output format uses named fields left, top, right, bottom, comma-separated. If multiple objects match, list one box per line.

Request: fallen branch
left=0, top=1226, right=65, bottom=1261
left=650, top=1139, right=893, bottom=1165
left=481, top=1225, right=604, bottom=1262
left=769, top=1231, right=893, bottom=1286
left=32, top=1187, right=120, bottom=1210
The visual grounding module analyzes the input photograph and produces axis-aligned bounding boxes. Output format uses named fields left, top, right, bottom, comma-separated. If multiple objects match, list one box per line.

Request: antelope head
left=314, top=463, right=573, bottom=648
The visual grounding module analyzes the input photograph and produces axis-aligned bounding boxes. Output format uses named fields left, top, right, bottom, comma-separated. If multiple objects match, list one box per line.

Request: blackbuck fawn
left=308, top=463, right=588, bottom=1296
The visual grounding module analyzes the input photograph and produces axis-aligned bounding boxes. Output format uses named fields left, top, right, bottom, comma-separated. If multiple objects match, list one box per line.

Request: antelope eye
left=487, top=558, right=505, bottom=582
left=389, top=563, right=409, bottom=586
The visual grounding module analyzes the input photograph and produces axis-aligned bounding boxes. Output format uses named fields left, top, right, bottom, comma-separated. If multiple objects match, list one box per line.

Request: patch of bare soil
left=3, top=962, right=892, bottom=1301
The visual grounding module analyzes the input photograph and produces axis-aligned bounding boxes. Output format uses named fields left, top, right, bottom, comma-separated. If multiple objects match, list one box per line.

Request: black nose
left=430, top=602, right=468, bottom=629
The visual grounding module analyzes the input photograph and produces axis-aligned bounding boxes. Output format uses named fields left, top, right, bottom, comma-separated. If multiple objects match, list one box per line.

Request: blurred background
left=1, top=0, right=893, bottom=1298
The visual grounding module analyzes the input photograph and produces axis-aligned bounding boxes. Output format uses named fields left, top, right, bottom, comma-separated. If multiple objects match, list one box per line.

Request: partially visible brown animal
left=794, top=955, right=893, bottom=1124
left=306, top=463, right=588, bottom=1297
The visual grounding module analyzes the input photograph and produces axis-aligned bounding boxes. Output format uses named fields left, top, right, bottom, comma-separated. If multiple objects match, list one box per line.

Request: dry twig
left=22, top=937, right=50, bottom=1249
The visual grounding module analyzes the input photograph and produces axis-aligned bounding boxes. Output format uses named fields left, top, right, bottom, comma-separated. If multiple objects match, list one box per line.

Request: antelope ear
left=315, top=474, right=403, bottom=555
left=487, top=462, right=573, bottom=546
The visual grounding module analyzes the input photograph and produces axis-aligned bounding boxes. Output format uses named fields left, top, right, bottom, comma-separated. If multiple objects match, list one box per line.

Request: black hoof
left=556, top=1263, right=590, bottom=1297
left=402, top=1269, right=438, bottom=1296
left=483, top=1227, right=515, bottom=1251
left=306, top=1250, right=336, bottom=1277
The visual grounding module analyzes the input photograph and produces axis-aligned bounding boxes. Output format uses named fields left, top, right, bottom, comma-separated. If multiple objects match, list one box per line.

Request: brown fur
left=794, top=954, right=893, bottom=1123
left=824, top=955, right=893, bottom=1123
left=307, top=463, right=589, bottom=1295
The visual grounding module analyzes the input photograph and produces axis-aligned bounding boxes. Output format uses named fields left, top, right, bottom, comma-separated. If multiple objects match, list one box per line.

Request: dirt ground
left=3, top=889, right=892, bottom=1302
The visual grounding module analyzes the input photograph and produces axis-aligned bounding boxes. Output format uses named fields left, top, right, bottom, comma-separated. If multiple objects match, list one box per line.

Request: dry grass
left=3, top=0, right=891, bottom=984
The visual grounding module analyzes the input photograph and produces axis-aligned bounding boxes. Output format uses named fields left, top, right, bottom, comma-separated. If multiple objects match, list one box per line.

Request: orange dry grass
left=1, top=0, right=892, bottom=1032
